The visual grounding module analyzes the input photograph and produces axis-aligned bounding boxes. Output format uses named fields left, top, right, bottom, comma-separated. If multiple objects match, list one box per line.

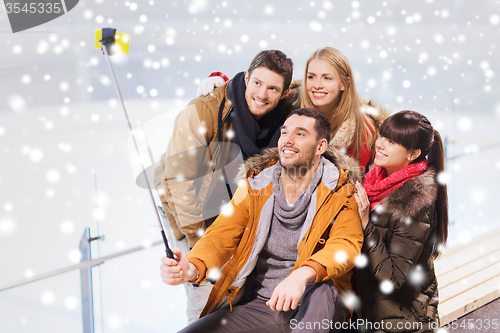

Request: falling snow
left=380, top=280, right=394, bottom=294
left=1, top=1, right=500, bottom=330
left=207, top=267, right=222, bottom=283
left=355, top=254, right=368, bottom=268
left=335, top=250, right=348, bottom=264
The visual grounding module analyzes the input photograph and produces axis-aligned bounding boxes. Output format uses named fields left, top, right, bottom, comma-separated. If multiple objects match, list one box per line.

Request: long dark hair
left=379, top=110, right=448, bottom=258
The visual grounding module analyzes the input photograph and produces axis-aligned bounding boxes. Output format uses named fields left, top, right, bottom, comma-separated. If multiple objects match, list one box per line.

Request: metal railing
left=0, top=238, right=163, bottom=293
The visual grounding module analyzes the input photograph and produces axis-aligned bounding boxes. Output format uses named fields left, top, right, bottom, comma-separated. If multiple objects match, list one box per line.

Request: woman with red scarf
left=354, top=110, right=448, bottom=332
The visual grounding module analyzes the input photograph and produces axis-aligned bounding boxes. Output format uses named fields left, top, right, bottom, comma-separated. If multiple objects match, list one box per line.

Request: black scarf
left=228, top=72, right=287, bottom=160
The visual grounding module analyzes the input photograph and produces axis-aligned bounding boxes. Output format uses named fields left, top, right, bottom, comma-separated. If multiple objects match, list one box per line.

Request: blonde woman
left=286, top=47, right=388, bottom=170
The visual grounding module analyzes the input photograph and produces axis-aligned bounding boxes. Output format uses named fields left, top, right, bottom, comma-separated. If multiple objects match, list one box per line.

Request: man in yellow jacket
left=161, top=108, right=363, bottom=332
left=154, top=50, right=293, bottom=322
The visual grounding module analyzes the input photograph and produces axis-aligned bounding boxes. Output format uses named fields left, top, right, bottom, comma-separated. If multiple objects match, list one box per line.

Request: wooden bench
left=436, top=228, right=500, bottom=322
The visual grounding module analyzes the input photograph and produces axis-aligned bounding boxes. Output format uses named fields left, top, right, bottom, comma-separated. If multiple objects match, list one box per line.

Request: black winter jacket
left=358, top=169, right=440, bottom=333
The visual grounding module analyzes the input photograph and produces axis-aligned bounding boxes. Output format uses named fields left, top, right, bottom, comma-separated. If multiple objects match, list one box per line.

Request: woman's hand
left=354, top=182, right=370, bottom=230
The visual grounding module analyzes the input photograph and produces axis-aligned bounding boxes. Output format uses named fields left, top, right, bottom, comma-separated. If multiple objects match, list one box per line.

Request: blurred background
left=0, top=0, right=499, bottom=332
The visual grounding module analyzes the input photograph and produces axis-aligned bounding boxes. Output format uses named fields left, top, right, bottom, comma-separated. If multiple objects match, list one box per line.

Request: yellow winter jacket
left=188, top=147, right=364, bottom=318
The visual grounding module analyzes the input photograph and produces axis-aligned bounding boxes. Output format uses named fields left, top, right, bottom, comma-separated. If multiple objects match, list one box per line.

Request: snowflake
left=374, top=204, right=384, bottom=214
left=342, top=291, right=360, bottom=310
left=409, top=265, right=425, bottom=284
left=25, top=269, right=34, bottom=278
left=100, top=76, right=110, bottom=86
left=334, top=250, right=348, bottom=264
left=175, top=88, right=185, bottom=97
left=3, top=202, right=13, bottom=212
left=490, top=14, right=500, bottom=25
left=264, top=5, right=274, bottom=15
left=83, top=10, right=93, bottom=19
left=309, top=21, right=323, bottom=32
left=355, top=254, right=368, bottom=268
left=0, top=217, right=16, bottom=235
left=12, top=44, right=22, bottom=54
left=46, top=169, right=61, bottom=183
left=29, top=148, right=44, bottom=163
left=107, top=314, right=123, bottom=330
left=59, top=220, right=73, bottom=235
left=196, top=228, right=205, bottom=237
left=7, top=94, right=27, bottom=112
left=322, top=1, right=333, bottom=11
left=64, top=296, right=78, bottom=310
left=471, top=189, right=486, bottom=205
left=93, top=208, right=106, bottom=220
left=386, top=26, right=397, bottom=36
left=134, top=25, right=145, bottom=34
left=433, top=34, right=444, bottom=44
left=21, top=74, right=31, bottom=84
left=41, top=291, right=56, bottom=305
left=220, top=203, right=234, bottom=217
left=437, top=171, right=450, bottom=185
left=208, top=267, right=222, bottom=283
left=380, top=280, right=394, bottom=294
left=463, top=144, right=479, bottom=154
left=188, top=0, right=208, bottom=15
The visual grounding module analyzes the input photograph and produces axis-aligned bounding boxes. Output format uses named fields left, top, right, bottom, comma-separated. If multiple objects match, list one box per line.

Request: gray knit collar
left=272, top=159, right=324, bottom=221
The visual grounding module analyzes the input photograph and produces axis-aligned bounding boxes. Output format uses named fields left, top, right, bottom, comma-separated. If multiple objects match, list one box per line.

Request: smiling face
left=244, top=66, right=286, bottom=120
left=306, top=58, right=345, bottom=114
left=278, top=115, right=326, bottom=172
left=374, top=136, right=421, bottom=175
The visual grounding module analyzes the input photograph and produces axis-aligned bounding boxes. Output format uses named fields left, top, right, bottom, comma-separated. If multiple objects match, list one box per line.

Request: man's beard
left=279, top=145, right=315, bottom=178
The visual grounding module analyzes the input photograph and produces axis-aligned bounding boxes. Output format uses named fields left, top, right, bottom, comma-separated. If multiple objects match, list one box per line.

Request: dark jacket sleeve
left=362, top=205, right=435, bottom=289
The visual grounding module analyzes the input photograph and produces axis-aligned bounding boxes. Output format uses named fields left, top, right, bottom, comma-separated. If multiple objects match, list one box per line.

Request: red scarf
left=363, top=159, right=428, bottom=209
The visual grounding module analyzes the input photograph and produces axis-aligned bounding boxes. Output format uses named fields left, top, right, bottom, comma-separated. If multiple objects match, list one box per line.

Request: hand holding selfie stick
left=97, top=28, right=174, bottom=259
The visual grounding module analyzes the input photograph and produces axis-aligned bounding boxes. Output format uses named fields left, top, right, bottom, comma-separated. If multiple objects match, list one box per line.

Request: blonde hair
left=299, top=47, right=379, bottom=162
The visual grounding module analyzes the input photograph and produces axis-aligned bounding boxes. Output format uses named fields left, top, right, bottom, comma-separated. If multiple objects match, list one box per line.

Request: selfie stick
left=98, top=28, right=174, bottom=259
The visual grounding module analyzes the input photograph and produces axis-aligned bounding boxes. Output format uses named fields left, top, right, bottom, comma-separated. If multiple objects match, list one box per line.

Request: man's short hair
left=288, top=108, right=332, bottom=143
left=247, top=50, right=294, bottom=93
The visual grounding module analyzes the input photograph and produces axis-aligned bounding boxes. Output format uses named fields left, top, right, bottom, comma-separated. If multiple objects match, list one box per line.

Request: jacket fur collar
left=238, top=145, right=362, bottom=186
left=379, top=168, right=438, bottom=222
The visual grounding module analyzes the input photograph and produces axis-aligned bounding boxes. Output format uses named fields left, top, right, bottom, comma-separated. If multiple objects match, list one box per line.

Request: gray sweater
left=249, top=160, right=324, bottom=300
